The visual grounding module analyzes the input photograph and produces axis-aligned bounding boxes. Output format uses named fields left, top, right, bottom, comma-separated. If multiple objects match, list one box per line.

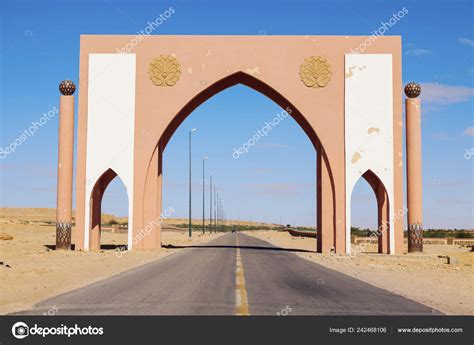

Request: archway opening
left=350, top=170, right=390, bottom=254
left=89, top=168, right=129, bottom=250
left=142, top=72, right=337, bottom=253
left=159, top=86, right=318, bottom=248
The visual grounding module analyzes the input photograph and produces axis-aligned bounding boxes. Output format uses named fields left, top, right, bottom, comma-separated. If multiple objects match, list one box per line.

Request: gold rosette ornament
left=299, top=56, right=332, bottom=88
left=148, top=55, right=181, bottom=86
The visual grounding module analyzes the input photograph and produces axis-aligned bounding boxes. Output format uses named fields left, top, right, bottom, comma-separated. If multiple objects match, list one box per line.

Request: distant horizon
left=1, top=207, right=473, bottom=231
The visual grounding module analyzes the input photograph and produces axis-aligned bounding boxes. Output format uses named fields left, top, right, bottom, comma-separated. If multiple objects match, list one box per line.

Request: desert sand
left=0, top=207, right=280, bottom=229
left=0, top=208, right=223, bottom=315
left=244, top=230, right=473, bottom=315
left=2, top=208, right=472, bottom=315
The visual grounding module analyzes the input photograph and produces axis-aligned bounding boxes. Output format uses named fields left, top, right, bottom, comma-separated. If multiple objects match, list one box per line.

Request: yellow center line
left=235, top=234, right=250, bottom=316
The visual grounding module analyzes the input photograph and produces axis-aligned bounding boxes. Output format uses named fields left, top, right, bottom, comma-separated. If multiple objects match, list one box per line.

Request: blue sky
left=0, top=0, right=473, bottom=229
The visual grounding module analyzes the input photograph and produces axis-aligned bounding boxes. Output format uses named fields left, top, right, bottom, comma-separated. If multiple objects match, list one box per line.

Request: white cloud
left=464, top=126, right=474, bottom=136
left=419, top=82, right=474, bottom=104
left=405, top=48, right=431, bottom=56
left=458, top=38, right=474, bottom=47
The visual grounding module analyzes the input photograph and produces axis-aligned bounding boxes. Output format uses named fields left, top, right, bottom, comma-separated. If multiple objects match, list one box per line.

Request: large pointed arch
left=158, top=71, right=322, bottom=151
left=139, top=71, right=337, bottom=253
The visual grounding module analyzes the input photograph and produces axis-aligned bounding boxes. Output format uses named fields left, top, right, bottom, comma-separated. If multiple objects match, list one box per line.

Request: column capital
left=404, top=82, right=421, bottom=98
left=59, top=80, right=76, bottom=96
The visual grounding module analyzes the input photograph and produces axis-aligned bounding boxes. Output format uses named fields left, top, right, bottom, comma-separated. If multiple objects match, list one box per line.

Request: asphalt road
left=18, top=233, right=438, bottom=315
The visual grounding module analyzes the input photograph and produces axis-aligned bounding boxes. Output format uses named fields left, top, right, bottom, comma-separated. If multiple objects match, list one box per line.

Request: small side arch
left=88, top=168, right=128, bottom=250
left=350, top=169, right=390, bottom=254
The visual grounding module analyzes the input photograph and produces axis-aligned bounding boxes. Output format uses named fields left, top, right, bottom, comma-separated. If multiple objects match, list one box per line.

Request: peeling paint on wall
left=85, top=54, right=136, bottom=251
left=345, top=66, right=356, bottom=78
left=246, top=66, right=260, bottom=75
left=368, top=127, right=380, bottom=134
left=351, top=152, right=361, bottom=163
left=344, top=54, right=395, bottom=254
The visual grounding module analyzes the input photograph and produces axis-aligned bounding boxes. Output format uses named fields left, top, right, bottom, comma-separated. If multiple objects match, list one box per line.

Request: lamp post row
left=188, top=128, right=223, bottom=237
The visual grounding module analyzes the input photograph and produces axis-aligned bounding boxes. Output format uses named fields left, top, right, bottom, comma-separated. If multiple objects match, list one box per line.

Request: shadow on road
left=162, top=244, right=316, bottom=253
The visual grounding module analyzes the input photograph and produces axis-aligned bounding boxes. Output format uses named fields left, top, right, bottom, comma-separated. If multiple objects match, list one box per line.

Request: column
left=405, top=82, right=423, bottom=253
left=56, top=80, right=76, bottom=249
left=317, top=148, right=335, bottom=253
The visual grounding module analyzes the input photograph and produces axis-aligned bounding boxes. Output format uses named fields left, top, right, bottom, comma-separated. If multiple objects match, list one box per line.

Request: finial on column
left=404, top=82, right=421, bottom=98
left=59, top=80, right=76, bottom=96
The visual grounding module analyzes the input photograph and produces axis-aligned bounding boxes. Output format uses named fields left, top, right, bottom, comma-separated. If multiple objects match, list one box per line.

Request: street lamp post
left=214, top=186, right=217, bottom=233
left=209, top=174, right=213, bottom=233
left=202, top=156, right=208, bottom=234
left=216, top=191, right=219, bottom=233
left=213, top=184, right=217, bottom=232
left=188, top=128, right=197, bottom=238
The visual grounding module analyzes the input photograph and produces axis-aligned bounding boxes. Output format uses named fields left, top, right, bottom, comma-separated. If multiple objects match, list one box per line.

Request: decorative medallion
left=148, top=55, right=181, bottom=87
left=299, top=56, right=332, bottom=88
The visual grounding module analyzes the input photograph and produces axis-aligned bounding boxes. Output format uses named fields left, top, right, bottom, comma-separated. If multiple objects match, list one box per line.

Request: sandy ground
left=1, top=208, right=472, bottom=315
left=243, top=230, right=473, bottom=315
left=0, top=223, right=223, bottom=315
